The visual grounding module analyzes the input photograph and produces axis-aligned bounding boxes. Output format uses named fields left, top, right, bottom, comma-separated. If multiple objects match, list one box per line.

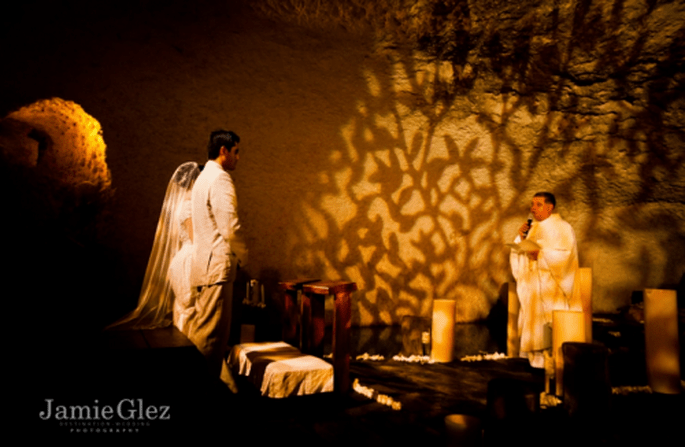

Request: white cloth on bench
left=228, top=341, right=333, bottom=398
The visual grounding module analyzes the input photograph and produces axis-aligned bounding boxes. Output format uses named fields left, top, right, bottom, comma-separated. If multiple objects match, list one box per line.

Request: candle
left=251, top=280, right=259, bottom=304
left=261, top=285, right=265, bottom=305
left=553, top=310, right=585, bottom=396
left=644, top=289, right=681, bottom=394
left=579, top=268, right=593, bottom=342
left=571, top=268, right=593, bottom=342
left=507, top=282, right=520, bottom=358
left=431, top=299, right=456, bottom=363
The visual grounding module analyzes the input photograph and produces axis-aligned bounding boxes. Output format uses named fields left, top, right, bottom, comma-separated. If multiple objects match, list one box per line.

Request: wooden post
left=278, top=278, right=319, bottom=347
left=302, top=281, right=357, bottom=393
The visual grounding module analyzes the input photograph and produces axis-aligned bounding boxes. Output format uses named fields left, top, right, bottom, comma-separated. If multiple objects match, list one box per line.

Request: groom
left=189, top=129, right=248, bottom=389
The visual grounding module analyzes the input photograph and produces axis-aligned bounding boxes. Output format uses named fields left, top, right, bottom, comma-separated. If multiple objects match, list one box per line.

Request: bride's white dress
left=169, top=198, right=195, bottom=334
left=105, top=161, right=200, bottom=331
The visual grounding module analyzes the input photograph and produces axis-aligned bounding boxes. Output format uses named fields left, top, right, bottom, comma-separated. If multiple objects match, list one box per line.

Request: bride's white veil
left=107, top=161, right=201, bottom=330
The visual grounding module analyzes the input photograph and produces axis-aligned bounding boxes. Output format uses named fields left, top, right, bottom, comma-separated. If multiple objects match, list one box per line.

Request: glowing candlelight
left=644, top=289, right=681, bottom=394
left=431, top=299, right=456, bottom=363
left=507, top=282, right=520, bottom=358
left=571, top=268, right=593, bottom=342
left=553, top=310, right=585, bottom=396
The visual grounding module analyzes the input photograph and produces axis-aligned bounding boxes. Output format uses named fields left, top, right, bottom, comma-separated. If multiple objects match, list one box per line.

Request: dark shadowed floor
left=26, top=313, right=684, bottom=446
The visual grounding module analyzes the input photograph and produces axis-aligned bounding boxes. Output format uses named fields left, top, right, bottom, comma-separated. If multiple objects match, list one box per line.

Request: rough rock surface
left=1, top=0, right=683, bottom=327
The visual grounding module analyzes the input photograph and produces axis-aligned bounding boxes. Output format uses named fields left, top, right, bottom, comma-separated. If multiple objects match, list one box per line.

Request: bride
left=107, top=161, right=201, bottom=333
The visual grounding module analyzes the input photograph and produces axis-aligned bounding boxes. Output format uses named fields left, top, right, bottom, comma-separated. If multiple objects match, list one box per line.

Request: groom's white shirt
left=190, top=160, right=247, bottom=288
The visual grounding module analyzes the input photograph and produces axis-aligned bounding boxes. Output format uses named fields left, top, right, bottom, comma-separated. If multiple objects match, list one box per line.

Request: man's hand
left=518, top=221, right=531, bottom=239
left=528, top=250, right=539, bottom=261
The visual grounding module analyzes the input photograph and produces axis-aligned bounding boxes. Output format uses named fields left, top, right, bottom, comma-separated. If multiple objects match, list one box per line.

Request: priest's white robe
left=510, top=213, right=579, bottom=367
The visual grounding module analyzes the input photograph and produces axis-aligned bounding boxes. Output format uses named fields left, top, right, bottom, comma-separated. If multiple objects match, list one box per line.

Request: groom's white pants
left=188, top=280, right=237, bottom=390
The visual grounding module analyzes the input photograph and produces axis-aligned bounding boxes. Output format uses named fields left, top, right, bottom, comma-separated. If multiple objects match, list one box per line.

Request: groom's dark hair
left=207, top=130, right=240, bottom=160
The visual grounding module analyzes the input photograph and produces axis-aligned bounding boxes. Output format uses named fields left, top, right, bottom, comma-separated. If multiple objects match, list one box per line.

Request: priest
left=510, top=192, right=579, bottom=368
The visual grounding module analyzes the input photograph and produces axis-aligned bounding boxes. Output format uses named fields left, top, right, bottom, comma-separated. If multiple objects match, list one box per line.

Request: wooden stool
left=278, top=278, right=320, bottom=346
left=301, top=280, right=357, bottom=393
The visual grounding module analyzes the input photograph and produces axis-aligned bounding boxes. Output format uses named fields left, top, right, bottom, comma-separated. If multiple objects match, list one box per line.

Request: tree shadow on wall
left=279, top=0, right=685, bottom=324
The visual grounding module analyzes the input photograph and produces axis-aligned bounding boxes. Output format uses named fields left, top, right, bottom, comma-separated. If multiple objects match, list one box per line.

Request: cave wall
left=1, top=0, right=683, bottom=328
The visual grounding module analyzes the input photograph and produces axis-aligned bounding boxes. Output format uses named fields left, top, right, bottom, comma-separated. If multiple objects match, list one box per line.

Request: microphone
left=523, top=214, right=533, bottom=239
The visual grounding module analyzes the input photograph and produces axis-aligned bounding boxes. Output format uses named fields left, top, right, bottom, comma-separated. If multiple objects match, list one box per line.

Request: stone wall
left=1, top=0, right=683, bottom=328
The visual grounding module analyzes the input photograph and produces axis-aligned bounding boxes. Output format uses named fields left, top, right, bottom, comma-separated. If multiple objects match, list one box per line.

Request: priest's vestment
left=510, top=213, right=579, bottom=367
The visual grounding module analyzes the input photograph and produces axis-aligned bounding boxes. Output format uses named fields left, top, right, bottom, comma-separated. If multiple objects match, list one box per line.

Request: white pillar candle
left=644, top=289, right=681, bottom=394
left=579, top=268, right=593, bottom=342
left=507, top=282, right=520, bottom=358
left=571, top=268, right=593, bottom=342
left=553, top=310, right=585, bottom=396
left=251, top=280, right=259, bottom=304
left=431, top=299, right=456, bottom=363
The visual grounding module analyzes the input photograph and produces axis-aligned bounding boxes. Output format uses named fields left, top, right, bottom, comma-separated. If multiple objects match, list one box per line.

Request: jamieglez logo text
left=39, top=399, right=170, bottom=421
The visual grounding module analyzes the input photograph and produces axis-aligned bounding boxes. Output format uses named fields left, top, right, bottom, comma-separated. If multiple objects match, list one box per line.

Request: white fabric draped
left=510, top=213, right=579, bottom=365
left=107, top=162, right=200, bottom=331
left=229, top=342, right=334, bottom=398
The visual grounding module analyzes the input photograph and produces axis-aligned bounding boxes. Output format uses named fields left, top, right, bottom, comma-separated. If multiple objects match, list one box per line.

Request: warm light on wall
left=5, top=98, right=111, bottom=194
left=254, top=4, right=685, bottom=327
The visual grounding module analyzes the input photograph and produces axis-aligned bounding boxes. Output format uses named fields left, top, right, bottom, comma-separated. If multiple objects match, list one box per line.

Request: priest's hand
left=527, top=250, right=539, bottom=261
left=518, top=221, right=531, bottom=239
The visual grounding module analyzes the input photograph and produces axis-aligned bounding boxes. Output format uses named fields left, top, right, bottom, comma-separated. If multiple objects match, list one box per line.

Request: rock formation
left=1, top=0, right=682, bottom=326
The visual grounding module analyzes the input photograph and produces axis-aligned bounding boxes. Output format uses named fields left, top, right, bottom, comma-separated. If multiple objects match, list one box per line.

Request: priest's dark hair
left=207, top=130, right=240, bottom=160
left=534, top=191, right=556, bottom=208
